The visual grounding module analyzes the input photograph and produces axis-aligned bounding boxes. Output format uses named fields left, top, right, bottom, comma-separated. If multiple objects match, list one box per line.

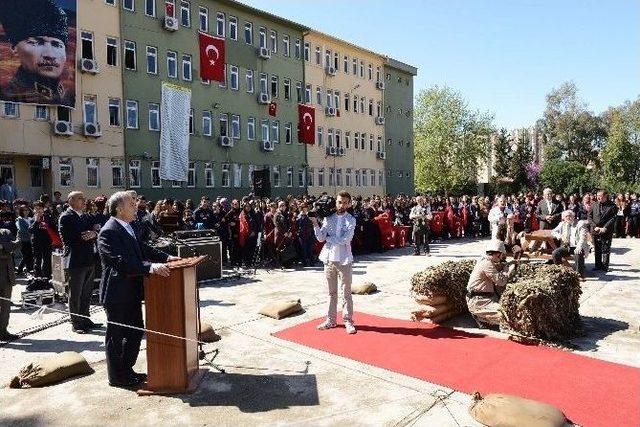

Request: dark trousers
left=17, top=241, right=33, bottom=273
left=241, top=237, right=258, bottom=267
left=104, top=302, right=144, bottom=382
left=630, top=215, right=639, bottom=237
left=593, top=235, right=612, bottom=270
left=33, top=246, right=52, bottom=278
left=298, top=236, right=314, bottom=265
left=413, top=225, right=430, bottom=254
left=551, top=246, right=585, bottom=277
left=0, top=273, right=12, bottom=334
left=67, top=266, right=95, bottom=328
left=614, top=216, right=626, bottom=238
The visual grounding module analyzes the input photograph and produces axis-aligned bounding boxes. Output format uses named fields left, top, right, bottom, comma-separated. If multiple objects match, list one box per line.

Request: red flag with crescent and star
left=268, top=101, right=277, bottom=117
left=297, top=104, right=315, bottom=144
left=199, top=32, right=225, bottom=82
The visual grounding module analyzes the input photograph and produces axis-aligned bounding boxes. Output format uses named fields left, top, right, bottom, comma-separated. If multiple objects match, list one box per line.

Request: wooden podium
left=139, top=255, right=208, bottom=395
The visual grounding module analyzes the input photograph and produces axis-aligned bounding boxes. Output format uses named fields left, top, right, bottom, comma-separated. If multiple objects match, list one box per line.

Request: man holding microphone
left=311, top=192, right=357, bottom=334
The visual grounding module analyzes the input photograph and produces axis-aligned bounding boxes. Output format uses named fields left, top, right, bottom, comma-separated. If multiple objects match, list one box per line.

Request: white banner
left=159, top=82, right=191, bottom=181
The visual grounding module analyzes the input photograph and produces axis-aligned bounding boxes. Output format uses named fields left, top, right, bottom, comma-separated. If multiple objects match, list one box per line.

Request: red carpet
left=275, top=312, right=640, bottom=427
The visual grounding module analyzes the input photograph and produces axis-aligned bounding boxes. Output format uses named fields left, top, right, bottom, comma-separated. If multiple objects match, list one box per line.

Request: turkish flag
left=199, top=32, right=225, bottom=82
left=165, top=1, right=174, bottom=17
left=298, top=104, right=315, bottom=144
left=268, top=101, right=277, bottom=117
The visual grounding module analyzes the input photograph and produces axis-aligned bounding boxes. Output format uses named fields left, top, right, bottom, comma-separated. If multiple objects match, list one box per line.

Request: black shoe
left=0, top=332, right=19, bottom=341
left=129, top=371, right=147, bottom=383
left=72, top=326, right=89, bottom=334
left=109, top=377, right=142, bottom=388
left=86, top=322, right=103, bottom=330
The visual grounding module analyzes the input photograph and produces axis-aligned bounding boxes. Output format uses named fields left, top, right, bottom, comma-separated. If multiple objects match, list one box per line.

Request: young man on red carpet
left=311, top=192, right=357, bottom=334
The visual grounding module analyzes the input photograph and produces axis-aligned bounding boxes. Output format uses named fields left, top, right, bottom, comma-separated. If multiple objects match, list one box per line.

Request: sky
left=240, top=0, right=640, bottom=129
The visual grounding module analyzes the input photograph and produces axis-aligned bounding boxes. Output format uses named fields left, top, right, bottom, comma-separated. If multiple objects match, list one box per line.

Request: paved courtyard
left=1, top=238, right=638, bottom=426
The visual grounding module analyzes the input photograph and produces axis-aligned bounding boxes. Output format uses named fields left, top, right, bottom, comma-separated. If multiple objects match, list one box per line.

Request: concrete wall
left=304, top=31, right=386, bottom=197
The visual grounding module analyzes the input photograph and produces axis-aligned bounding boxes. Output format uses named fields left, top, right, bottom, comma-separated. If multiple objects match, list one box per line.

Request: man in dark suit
left=98, top=191, right=177, bottom=388
left=535, top=188, right=563, bottom=230
left=58, top=191, right=101, bottom=333
left=588, top=190, right=617, bottom=272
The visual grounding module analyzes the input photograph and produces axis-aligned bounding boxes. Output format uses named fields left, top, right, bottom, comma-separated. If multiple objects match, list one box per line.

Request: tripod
left=251, top=230, right=277, bottom=275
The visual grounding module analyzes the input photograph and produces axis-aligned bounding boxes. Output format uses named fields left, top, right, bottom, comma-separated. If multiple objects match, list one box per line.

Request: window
left=336, top=168, right=342, bottom=186
left=245, top=70, right=254, bottom=93
left=369, top=134, right=374, bottom=151
left=80, top=31, right=94, bottom=60
left=295, top=39, right=301, bottom=59
left=111, top=159, right=124, bottom=187
left=124, top=40, right=136, bottom=70
left=182, top=54, right=192, bottom=81
left=283, top=122, right=293, bottom=144
left=282, top=35, right=290, bottom=57
left=352, top=58, right=357, bottom=75
left=83, top=95, right=97, bottom=124
left=126, top=100, right=138, bottom=128
left=361, top=170, right=367, bottom=187
left=108, top=99, right=120, bottom=126
left=324, top=49, right=331, bottom=68
left=305, top=84, right=311, bottom=103
left=187, top=162, right=196, bottom=187
left=219, top=114, right=228, bottom=137
left=346, top=168, right=352, bottom=187
left=378, top=169, right=384, bottom=186
left=30, top=160, right=43, bottom=187
left=360, top=97, right=365, bottom=114
left=335, top=129, right=341, bottom=148
left=328, top=167, right=334, bottom=186
left=368, top=64, right=372, bottom=80
left=34, top=105, right=48, bottom=120
left=283, top=78, right=291, bottom=100
left=229, top=16, right=237, bottom=40
left=286, top=166, right=293, bottom=187
left=202, top=111, right=212, bottom=136
left=376, top=101, right=382, bottom=117
left=247, top=117, right=255, bottom=140
left=376, top=66, right=381, bottom=82
left=316, top=87, right=322, bottom=106
left=271, top=120, right=279, bottom=143
left=344, top=93, right=350, bottom=112
left=233, top=163, right=242, bottom=187
left=369, top=169, right=375, bottom=186
left=122, top=0, right=134, bottom=11
left=145, top=0, right=155, bottom=16
left=259, top=73, right=268, bottom=95
left=106, top=37, right=118, bottom=66
left=127, top=160, right=140, bottom=187
left=360, top=132, right=365, bottom=150
left=216, top=12, right=225, bottom=37
left=231, top=114, right=240, bottom=139
left=199, top=7, right=208, bottom=32
left=318, top=167, right=324, bottom=187
left=57, top=106, right=70, bottom=121
left=354, top=132, right=360, bottom=149
left=172, top=179, right=182, bottom=188
left=180, top=1, right=190, bottom=27
left=345, top=131, right=350, bottom=149
left=261, top=119, right=269, bottom=142
left=188, top=110, right=193, bottom=134
left=343, top=55, right=349, bottom=73
left=353, top=95, right=358, bottom=113
left=368, top=99, right=373, bottom=116
left=272, top=165, right=280, bottom=187
left=298, top=168, right=305, bottom=187
left=307, top=167, right=314, bottom=187
left=303, top=42, right=310, bottom=61
left=334, top=91, right=340, bottom=110
left=244, top=22, right=253, bottom=44
left=167, top=51, right=177, bottom=78
left=327, top=128, right=334, bottom=147
left=105, top=0, right=115, bottom=5
left=355, top=168, right=360, bottom=187
left=359, top=61, right=364, bottom=78
left=204, top=162, right=214, bottom=187
left=315, top=46, right=321, bottom=65
left=59, top=158, right=73, bottom=187
left=334, top=52, right=339, bottom=69
left=86, top=158, right=100, bottom=187
left=229, top=65, right=238, bottom=90
left=270, top=30, right=277, bottom=53
left=148, top=103, right=160, bottom=131
left=151, top=161, right=161, bottom=187
left=259, top=27, right=267, bottom=49
left=221, top=163, right=230, bottom=187
left=317, top=127, right=323, bottom=146
left=296, top=81, right=302, bottom=103
left=146, top=46, right=158, bottom=74
left=377, top=135, right=382, bottom=152
left=326, top=89, right=333, bottom=107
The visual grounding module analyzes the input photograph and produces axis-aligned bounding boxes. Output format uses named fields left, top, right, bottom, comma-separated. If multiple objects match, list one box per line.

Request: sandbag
left=415, top=294, right=448, bottom=306
left=9, top=351, right=93, bottom=388
left=258, top=299, right=303, bottom=319
left=351, top=282, right=377, bottom=295
left=427, top=308, right=462, bottom=324
left=410, top=259, right=476, bottom=312
left=469, top=392, right=567, bottom=427
left=199, top=322, right=221, bottom=343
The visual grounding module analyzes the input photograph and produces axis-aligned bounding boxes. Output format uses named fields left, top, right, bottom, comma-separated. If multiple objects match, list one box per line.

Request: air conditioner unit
left=163, top=15, right=179, bottom=31
left=53, top=120, right=73, bottom=136
left=377, top=151, right=386, bottom=159
left=325, top=106, right=336, bottom=117
left=325, top=66, right=336, bottom=76
left=338, top=147, right=346, bottom=156
left=262, top=140, right=273, bottom=151
left=325, top=146, right=337, bottom=156
left=219, top=136, right=232, bottom=147
left=376, top=80, right=385, bottom=90
left=83, top=122, right=101, bottom=137
left=257, top=47, right=271, bottom=59
left=375, top=116, right=385, bottom=125
left=257, top=92, right=271, bottom=104
left=80, top=58, right=99, bottom=74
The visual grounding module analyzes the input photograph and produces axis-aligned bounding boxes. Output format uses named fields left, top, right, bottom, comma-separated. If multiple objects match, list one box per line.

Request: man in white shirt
left=487, top=196, right=512, bottom=240
left=409, top=196, right=432, bottom=255
left=311, top=192, right=357, bottom=334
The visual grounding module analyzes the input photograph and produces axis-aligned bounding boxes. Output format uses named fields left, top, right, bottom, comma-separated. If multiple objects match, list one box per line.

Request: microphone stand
left=161, top=231, right=224, bottom=373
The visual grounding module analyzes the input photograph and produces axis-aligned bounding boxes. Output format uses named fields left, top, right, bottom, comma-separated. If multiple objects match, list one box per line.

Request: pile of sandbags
left=500, top=264, right=582, bottom=342
left=410, top=260, right=475, bottom=324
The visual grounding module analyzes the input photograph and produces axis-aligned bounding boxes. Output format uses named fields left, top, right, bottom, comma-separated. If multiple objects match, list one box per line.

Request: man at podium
left=98, top=191, right=179, bottom=388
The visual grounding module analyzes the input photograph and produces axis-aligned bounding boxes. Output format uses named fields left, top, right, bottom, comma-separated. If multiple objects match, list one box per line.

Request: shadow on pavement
left=571, top=316, right=630, bottom=351
left=1, top=336, right=105, bottom=353
left=0, top=415, right=48, bottom=427
left=182, top=371, right=319, bottom=412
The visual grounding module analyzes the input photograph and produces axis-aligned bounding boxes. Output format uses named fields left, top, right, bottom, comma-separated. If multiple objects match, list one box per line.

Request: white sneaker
left=344, top=321, right=357, bottom=334
left=317, top=320, right=337, bottom=330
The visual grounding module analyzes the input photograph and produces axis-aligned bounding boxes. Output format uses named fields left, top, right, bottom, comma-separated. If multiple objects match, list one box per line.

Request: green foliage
left=414, top=85, right=494, bottom=194
left=600, top=110, right=639, bottom=192
left=539, top=159, right=596, bottom=195
left=493, top=128, right=512, bottom=178
left=510, top=130, right=533, bottom=191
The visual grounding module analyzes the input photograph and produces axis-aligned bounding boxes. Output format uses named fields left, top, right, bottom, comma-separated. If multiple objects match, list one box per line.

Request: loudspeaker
left=252, top=169, right=271, bottom=198
left=175, top=238, right=222, bottom=281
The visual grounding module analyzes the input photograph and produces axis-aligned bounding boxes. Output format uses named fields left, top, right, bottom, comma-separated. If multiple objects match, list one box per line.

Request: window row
left=303, top=43, right=383, bottom=82
left=314, top=128, right=385, bottom=152
left=308, top=88, right=383, bottom=117
left=306, top=167, right=385, bottom=188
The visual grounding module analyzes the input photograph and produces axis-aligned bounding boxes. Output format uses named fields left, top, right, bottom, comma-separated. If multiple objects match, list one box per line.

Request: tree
left=414, top=85, right=494, bottom=194
left=492, top=128, right=512, bottom=178
left=539, top=159, right=596, bottom=195
left=539, top=81, right=606, bottom=164
left=601, top=110, right=638, bottom=192
left=510, top=129, right=533, bottom=190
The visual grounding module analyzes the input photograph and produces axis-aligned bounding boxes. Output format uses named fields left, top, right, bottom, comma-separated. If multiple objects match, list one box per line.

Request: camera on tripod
left=308, top=195, right=337, bottom=219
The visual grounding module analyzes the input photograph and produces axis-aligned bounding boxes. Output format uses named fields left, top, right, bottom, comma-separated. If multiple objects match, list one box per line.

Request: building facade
left=0, top=1, right=124, bottom=199
left=303, top=31, right=387, bottom=197
left=383, top=58, right=416, bottom=196
left=120, top=0, right=307, bottom=200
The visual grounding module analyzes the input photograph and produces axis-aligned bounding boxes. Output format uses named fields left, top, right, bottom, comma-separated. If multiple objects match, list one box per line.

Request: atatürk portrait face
left=13, top=35, right=66, bottom=80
